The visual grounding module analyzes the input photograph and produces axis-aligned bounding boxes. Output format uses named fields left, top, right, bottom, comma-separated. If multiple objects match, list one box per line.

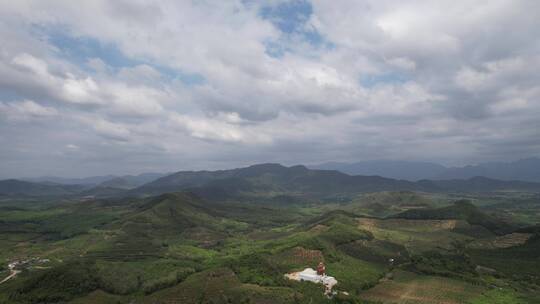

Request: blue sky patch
left=153, top=64, right=206, bottom=85
left=44, top=27, right=139, bottom=69
left=260, top=0, right=325, bottom=52
left=264, top=40, right=287, bottom=58
left=360, top=72, right=410, bottom=88
left=36, top=25, right=205, bottom=85
left=260, top=0, right=312, bottom=34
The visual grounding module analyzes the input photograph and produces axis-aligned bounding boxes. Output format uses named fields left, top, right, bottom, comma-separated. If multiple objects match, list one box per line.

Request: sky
left=0, top=0, right=539, bottom=178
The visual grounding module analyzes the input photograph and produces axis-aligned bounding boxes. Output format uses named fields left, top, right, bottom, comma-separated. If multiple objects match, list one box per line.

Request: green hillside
left=0, top=190, right=539, bottom=303
left=392, top=200, right=515, bottom=235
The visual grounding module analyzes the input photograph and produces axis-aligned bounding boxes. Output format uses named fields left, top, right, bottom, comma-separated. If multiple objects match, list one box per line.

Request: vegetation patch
left=7, top=260, right=99, bottom=303
left=360, top=270, right=485, bottom=304
left=467, top=233, right=533, bottom=249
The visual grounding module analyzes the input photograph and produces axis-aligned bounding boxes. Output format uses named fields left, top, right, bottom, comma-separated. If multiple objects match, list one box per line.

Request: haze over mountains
left=311, top=161, right=447, bottom=181
left=23, top=173, right=169, bottom=188
left=311, top=157, right=540, bottom=182
left=4, top=162, right=540, bottom=199
left=17, top=157, right=540, bottom=189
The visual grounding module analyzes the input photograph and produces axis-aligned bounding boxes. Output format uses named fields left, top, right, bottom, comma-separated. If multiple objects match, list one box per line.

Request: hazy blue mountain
left=24, top=172, right=167, bottom=188
left=437, top=157, right=540, bottom=182
left=417, top=176, right=540, bottom=193
left=311, top=158, right=540, bottom=182
left=23, top=175, right=118, bottom=185
left=310, top=160, right=447, bottom=181
left=0, top=179, right=89, bottom=197
left=97, top=173, right=169, bottom=189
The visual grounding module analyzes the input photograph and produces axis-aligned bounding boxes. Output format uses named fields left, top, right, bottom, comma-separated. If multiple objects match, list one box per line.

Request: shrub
left=9, top=260, right=99, bottom=303
left=143, top=268, right=195, bottom=294
left=409, top=251, right=476, bottom=278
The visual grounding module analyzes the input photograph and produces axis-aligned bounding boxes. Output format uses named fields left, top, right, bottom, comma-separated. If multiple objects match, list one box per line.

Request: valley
left=0, top=165, right=539, bottom=303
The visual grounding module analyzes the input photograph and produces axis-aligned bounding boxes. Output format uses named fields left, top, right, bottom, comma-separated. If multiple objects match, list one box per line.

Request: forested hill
left=128, top=164, right=540, bottom=200
left=5, top=164, right=540, bottom=199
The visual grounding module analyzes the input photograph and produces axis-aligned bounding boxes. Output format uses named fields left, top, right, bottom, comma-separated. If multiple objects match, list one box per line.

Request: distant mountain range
left=0, top=179, right=89, bottom=197
left=129, top=163, right=422, bottom=199
left=1, top=172, right=168, bottom=198
left=96, top=173, right=169, bottom=189
left=311, top=160, right=447, bottom=181
left=3, top=163, right=540, bottom=199
left=437, top=158, right=540, bottom=182
left=23, top=175, right=118, bottom=185
left=23, top=172, right=169, bottom=188
left=310, top=158, right=540, bottom=182
left=127, top=164, right=540, bottom=200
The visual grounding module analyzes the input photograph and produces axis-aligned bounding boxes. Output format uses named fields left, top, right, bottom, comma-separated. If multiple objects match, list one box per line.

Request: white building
left=285, top=268, right=338, bottom=295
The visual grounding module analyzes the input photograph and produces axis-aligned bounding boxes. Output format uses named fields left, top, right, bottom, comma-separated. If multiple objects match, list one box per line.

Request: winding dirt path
left=0, top=269, right=20, bottom=285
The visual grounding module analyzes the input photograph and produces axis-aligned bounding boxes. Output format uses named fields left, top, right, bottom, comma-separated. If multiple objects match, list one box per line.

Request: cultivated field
left=359, top=270, right=485, bottom=304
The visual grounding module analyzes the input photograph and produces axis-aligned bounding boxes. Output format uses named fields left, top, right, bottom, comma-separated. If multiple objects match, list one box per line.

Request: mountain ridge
left=4, top=163, right=540, bottom=199
left=310, top=157, right=540, bottom=182
left=23, top=172, right=168, bottom=187
left=0, top=179, right=89, bottom=197
left=128, top=164, right=540, bottom=200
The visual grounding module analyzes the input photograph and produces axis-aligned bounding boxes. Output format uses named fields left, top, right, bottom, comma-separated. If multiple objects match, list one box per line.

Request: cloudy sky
left=0, top=0, right=539, bottom=178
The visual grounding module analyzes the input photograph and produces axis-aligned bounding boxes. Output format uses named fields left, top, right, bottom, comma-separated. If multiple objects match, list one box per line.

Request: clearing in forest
left=359, top=270, right=485, bottom=304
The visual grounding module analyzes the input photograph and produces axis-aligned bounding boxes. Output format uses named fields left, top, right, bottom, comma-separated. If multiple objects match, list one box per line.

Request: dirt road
left=0, top=269, right=20, bottom=285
